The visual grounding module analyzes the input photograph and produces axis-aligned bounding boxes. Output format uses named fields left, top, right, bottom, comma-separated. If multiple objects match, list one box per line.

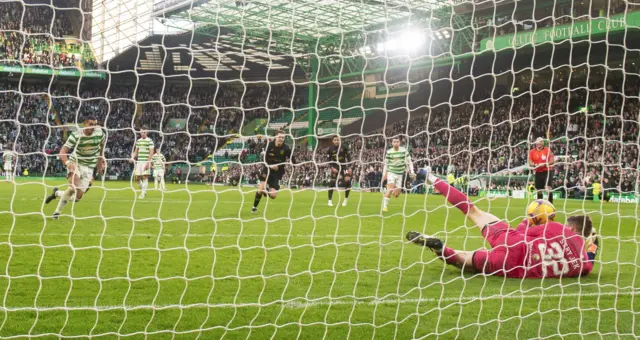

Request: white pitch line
left=0, top=233, right=637, bottom=241
left=0, top=290, right=636, bottom=312
left=0, top=196, right=626, bottom=210
left=0, top=233, right=470, bottom=239
left=283, top=290, right=640, bottom=309
left=0, top=196, right=488, bottom=209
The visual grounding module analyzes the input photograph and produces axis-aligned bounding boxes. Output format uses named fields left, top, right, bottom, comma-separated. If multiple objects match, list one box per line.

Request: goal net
left=0, top=0, right=639, bottom=338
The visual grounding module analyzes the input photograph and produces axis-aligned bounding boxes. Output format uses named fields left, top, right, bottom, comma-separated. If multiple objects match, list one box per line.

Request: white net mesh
left=0, top=0, right=640, bottom=338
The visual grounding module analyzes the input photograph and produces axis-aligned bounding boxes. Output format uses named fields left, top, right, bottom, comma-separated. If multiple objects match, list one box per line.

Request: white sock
left=55, top=188, right=74, bottom=213
left=154, top=178, right=158, bottom=189
left=55, top=190, right=64, bottom=198
left=142, top=178, right=148, bottom=194
left=427, top=174, right=438, bottom=184
left=383, top=197, right=390, bottom=208
left=160, top=177, right=166, bottom=190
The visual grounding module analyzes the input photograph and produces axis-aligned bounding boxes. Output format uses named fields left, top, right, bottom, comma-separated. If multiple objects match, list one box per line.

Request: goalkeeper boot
left=251, top=207, right=258, bottom=213
left=342, top=198, right=348, bottom=207
left=406, top=231, right=443, bottom=251
left=45, top=188, right=59, bottom=204
left=328, top=200, right=333, bottom=207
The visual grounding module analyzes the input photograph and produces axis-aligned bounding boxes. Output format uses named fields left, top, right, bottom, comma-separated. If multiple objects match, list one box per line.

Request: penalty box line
left=0, top=233, right=637, bottom=242
left=0, top=290, right=637, bottom=311
left=0, top=233, right=638, bottom=241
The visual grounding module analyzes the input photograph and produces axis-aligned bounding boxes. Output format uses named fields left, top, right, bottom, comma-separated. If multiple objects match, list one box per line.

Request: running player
left=252, top=130, right=294, bottom=213
left=45, top=116, right=105, bottom=219
left=326, top=135, right=352, bottom=207
left=382, top=137, right=415, bottom=212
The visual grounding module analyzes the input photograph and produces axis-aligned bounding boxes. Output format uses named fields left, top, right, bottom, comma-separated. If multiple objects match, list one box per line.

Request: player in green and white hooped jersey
left=382, top=137, right=415, bottom=212
left=45, top=117, right=105, bottom=219
left=2, top=143, right=16, bottom=182
left=131, top=128, right=154, bottom=199
left=151, top=149, right=166, bottom=191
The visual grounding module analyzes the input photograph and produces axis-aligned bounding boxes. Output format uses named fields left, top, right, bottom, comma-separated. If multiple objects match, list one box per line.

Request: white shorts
left=68, top=164, right=93, bottom=192
left=154, top=170, right=165, bottom=178
left=135, top=162, right=150, bottom=176
left=3, top=165, right=12, bottom=172
left=386, top=172, right=404, bottom=188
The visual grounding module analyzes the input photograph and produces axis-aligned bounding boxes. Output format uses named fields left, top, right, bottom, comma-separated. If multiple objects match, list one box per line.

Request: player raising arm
left=406, top=168, right=598, bottom=278
left=131, top=128, right=154, bottom=199
left=151, top=149, right=167, bottom=191
left=45, top=116, right=105, bottom=219
left=252, top=130, right=295, bottom=213
left=326, top=135, right=352, bottom=207
left=382, top=137, right=415, bottom=212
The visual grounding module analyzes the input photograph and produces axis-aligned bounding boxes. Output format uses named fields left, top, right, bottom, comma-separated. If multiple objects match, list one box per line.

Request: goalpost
left=0, top=0, right=639, bottom=338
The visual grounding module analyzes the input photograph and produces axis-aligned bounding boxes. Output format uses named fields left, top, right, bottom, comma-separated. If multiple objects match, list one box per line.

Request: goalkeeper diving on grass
left=407, top=168, right=599, bottom=278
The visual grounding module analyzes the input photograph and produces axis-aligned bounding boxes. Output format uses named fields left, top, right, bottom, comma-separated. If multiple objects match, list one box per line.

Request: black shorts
left=535, top=171, right=552, bottom=190
left=260, top=167, right=281, bottom=191
left=330, top=164, right=351, bottom=178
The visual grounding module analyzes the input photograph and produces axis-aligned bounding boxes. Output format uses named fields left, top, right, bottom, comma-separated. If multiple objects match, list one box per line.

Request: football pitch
left=0, top=180, right=637, bottom=339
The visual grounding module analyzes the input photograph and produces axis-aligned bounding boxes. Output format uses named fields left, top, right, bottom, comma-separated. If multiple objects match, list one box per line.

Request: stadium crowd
left=1, top=60, right=639, bottom=200
left=0, top=81, right=302, bottom=180
left=0, top=0, right=99, bottom=69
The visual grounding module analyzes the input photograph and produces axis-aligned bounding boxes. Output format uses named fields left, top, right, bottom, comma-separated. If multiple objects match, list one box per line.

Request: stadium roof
left=163, top=0, right=452, bottom=52
left=140, top=0, right=460, bottom=78
left=106, top=0, right=479, bottom=80
left=103, top=31, right=304, bottom=80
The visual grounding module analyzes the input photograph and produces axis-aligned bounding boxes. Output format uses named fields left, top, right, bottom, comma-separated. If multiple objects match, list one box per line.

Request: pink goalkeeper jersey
left=516, top=221, right=593, bottom=278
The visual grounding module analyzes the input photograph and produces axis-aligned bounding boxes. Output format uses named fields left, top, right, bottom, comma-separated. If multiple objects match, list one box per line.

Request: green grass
left=0, top=179, right=638, bottom=339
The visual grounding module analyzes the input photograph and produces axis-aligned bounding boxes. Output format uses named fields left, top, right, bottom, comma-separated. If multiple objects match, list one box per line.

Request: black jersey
left=327, top=144, right=350, bottom=167
left=264, top=141, right=293, bottom=177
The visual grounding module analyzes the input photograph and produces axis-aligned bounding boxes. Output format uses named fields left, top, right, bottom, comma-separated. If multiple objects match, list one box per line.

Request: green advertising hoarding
left=0, top=65, right=106, bottom=79
left=480, top=11, right=640, bottom=51
left=479, top=190, right=562, bottom=199
left=609, top=193, right=639, bottom=204
left=479, top=190, right=510, bottom=198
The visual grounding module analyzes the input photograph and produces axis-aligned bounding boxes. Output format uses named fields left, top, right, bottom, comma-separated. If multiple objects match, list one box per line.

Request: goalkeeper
left=407, top=168, right=598, bottom=278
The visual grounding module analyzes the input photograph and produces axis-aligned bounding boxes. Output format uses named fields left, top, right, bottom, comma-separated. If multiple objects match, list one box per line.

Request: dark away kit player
left=326, top=135, right=352, bottom=207
left=252, top=131, right=295, bottom=213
